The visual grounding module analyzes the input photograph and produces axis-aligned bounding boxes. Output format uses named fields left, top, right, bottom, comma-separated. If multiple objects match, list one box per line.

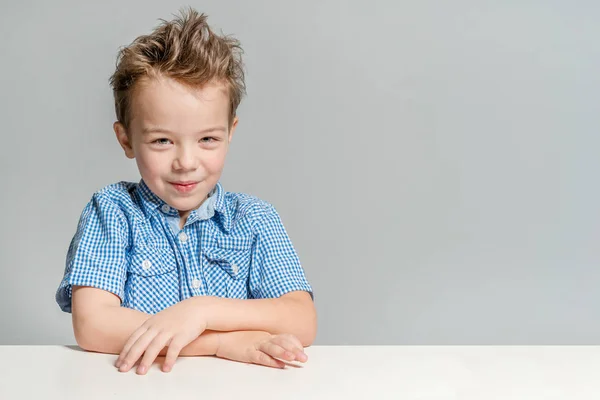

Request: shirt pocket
left=202, top=237, right=253, bottom=298
left=126, top=246, right=180, bottom=314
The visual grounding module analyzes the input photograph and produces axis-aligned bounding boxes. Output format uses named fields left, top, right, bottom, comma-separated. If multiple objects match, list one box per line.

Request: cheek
left=135, top=149, right=165, bottom=178
left=204, top=150, right=228, bottom=173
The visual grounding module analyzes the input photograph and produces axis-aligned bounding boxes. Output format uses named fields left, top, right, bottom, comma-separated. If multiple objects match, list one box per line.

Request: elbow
left=72, top=313, right=100, bottom=352
left=75, top=334, right=95, bottom=352
left=299, top=326, right=317, bottom=348
left=281, top=292, right=318, bottom=347
left=70, top=286, right=124, bottom=354
left=298, top=304, right=318, bottom=347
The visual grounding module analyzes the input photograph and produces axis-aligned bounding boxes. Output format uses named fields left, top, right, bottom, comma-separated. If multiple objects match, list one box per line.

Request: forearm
left=73, top=303, right=218, bottom=356
left=73, top=304, right=148, bottom=354
left=71, top=285, right=316, bottom=356
left=200, top=291, right=317, bottom=346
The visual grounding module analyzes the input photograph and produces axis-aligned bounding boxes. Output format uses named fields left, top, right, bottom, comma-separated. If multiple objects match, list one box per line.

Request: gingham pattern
left=56, top=180, right=312, bottom=314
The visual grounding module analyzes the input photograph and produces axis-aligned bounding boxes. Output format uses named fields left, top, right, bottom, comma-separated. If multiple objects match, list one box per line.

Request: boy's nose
left=173, top=148, right=199, bottom=171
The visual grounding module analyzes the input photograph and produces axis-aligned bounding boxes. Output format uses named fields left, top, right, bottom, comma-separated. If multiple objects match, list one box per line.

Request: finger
left=282, top=334, right=307, bottom=362
left=257, top=341, right=295, bottom=362
left=270, top=335, right=308, bottom=362
left=162, top=336, right=186, bottom=373
left=136, top=332, right=172, bottom=375
left=116, top=326, right=148, bottom=368
left=119, top=329, right=159, bottom=372
left=251, top=350, right=286, bottom=369
left=280, top=333, right=304, bottom=350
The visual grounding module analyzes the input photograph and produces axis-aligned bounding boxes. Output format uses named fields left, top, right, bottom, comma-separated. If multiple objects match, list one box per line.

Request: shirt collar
left=211, top=181, right=231, bottom=232
left=135, top=180, right=231, bottom=232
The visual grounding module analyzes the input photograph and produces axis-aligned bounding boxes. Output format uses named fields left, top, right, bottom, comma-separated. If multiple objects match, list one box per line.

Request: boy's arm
left=73, top=286, right=315, bottom=355
left=72, top=286, right=219, bottom=356
left=73, top=286, right=309, bottom=373
left=197, top=291, right=317, bottom=346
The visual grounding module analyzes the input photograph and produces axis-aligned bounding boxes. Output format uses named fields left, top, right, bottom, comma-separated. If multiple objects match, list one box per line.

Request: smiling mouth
left=170, top=181, right=198, bottom=193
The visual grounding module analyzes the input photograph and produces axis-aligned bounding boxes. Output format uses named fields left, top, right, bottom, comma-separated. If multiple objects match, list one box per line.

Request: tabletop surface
left=1, top=345, right=600, bottom=399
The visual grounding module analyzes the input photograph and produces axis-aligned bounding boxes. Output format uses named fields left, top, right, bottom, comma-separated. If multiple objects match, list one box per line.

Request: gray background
left=1, top=0, right=598, bottom=345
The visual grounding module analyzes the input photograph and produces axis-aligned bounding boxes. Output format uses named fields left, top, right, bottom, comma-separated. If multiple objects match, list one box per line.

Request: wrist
left=193, top=295, right=217, bottom=330
left=180, top=330, right=220, bottom=356
left=214, top=332, right=222, bottom=357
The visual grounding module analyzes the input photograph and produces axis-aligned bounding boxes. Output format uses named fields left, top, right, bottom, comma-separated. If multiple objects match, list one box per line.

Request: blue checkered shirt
left=56, top=180, right=313, bottom=314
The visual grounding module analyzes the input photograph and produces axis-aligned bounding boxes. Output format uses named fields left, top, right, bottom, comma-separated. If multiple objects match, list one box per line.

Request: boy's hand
left=115, top=297, right=207, bottom=374
left=216, top=331, right=308, bottom=369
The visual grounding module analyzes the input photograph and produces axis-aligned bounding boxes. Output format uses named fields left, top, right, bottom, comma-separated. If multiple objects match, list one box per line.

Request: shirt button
left=142, top=260, right=152, bottom=270
left=232, top=264, right=239, bottom=275
left=161, top=204, right=170, bottom=213
left=192, top=279, right=201, bottom=289
left=179, top=232, right=188, bottom=243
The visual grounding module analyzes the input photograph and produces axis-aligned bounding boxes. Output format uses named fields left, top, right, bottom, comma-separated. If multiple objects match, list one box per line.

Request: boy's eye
left=152, top=138, right=172, bottom=145
left=200, top=137, right=217, bottom=143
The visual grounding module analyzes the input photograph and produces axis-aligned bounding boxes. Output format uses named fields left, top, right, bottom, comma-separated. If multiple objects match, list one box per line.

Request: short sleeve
left=55, top=193, right=129, bottom=313
left=248, top=205, right=313, bottom=299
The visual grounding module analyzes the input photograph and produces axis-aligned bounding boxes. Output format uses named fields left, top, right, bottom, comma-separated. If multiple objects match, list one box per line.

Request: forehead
left=129, top=76, right=230, bottom=130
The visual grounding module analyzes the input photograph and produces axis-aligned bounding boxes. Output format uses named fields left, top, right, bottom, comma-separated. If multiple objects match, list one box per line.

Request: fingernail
left=119, top=363, right=128, bottom=371
left=137, top=365, right=146, bottom=374
left=286, top=352, right=295, bottom=360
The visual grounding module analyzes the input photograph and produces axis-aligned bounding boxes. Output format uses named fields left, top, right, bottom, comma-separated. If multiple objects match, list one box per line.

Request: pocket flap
left=129, top=246, right=177, bottom=277
left=203, top=246, right=251, bottom=279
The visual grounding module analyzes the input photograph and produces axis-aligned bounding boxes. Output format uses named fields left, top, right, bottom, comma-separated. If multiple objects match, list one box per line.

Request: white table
left=1, top=346, right=599, bottom=399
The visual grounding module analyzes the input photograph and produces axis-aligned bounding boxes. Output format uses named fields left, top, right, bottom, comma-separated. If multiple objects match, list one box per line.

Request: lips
left=172, top=181, right=197, bottom=185
left=170, top=181, right=198, bottom=193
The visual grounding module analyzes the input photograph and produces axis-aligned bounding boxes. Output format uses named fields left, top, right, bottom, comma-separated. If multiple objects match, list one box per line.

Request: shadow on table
left=63, top=345, right=85, bottom=352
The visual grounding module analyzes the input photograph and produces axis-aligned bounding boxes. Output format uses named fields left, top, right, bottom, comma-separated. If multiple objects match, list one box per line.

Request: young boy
left=55, top=8, right=316, bottom=374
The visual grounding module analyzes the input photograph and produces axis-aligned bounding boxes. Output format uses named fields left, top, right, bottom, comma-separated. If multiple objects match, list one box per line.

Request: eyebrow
left=141, top=126, right=227, bottom=135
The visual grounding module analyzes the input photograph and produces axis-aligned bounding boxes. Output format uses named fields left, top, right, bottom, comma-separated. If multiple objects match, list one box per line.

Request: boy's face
left=114, top=76, right=237, bottom=220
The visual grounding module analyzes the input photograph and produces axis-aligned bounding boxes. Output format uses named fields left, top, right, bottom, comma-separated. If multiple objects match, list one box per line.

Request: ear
left=228, top=116, right=238, bottom=144
left=113, top=121, right=135, bottom=159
